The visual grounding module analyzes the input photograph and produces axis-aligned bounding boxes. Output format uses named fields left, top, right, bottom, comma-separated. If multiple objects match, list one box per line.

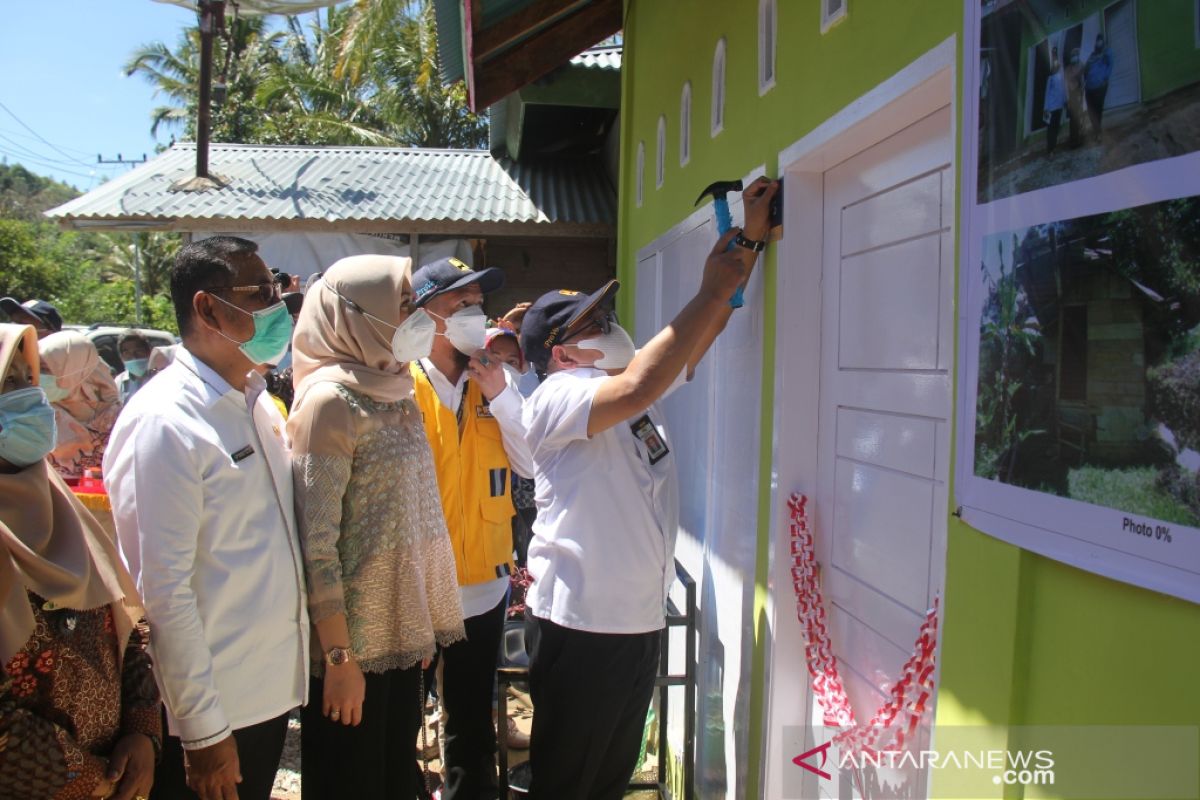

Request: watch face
left=327, top=647, right=350, bottom=666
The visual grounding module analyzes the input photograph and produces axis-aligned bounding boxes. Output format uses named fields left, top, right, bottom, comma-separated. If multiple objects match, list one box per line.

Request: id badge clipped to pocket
left=630, top=414, right=670, bottom=465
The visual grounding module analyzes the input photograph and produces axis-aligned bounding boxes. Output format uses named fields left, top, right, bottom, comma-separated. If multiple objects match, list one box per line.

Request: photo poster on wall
left=958, top=0, right=1200, bottom=604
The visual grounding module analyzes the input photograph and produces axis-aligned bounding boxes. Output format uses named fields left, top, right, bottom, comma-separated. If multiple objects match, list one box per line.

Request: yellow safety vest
left=410, top=362, right=516, bottom=586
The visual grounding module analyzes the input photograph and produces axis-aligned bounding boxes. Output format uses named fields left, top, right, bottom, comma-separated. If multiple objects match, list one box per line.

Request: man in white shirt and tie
left=105, top=236, right=309, bottom=800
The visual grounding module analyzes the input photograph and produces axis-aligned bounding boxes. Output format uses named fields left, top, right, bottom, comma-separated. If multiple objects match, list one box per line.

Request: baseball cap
left=0, top=298, right=63, bottom=333
left=411, top=257, right=504, bottom=307
left=520, top=280, right=620, bottom=371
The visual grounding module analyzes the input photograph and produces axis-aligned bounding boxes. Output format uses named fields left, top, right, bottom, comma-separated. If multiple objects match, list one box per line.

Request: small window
left=821, top=0, right=847, bottom=34
left=636, top=141, right=645, bottom=207
left=680, top=82, right=692, bottom=166
left=656, top=115, right=666, bottom=189
left=759, top=0, right=777, bottom=94
left=712, top=37, right=726, bottom=136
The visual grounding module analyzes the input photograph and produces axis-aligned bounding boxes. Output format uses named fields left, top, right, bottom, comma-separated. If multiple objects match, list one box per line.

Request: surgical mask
left=577, top=324, right=637, bottom=370
left=387, top=309, right=437, bottom=363
left=0, top=387, right=58, bottom=467
left=502, top=363, right=522, bottom=386
left=38, top=374, right=70, bottom=403
left=123, top=358, right=149, bottom=378
left=208, top=293, right=294, bottom=366
left=432, top=306, right=487, bottom=355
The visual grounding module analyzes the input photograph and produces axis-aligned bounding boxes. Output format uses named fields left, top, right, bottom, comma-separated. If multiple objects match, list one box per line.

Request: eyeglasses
left=561, top=310, right=615, bottom=344
left=209, top=281, right=282, bottom=305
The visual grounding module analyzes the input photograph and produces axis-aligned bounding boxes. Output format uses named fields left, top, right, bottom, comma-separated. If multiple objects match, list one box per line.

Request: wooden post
left=174, top=0, right=228, bottom=191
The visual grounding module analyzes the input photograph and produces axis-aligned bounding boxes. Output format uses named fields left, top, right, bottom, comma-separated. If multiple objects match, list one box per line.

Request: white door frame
left=762, top=36, right=957, bottom=799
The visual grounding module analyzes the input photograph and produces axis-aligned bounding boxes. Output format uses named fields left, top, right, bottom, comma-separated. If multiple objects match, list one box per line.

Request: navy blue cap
left=520, top=280, right=619, bottom=371
left=0, top=298, right=63, bottom=332
left=411, top=257, right=504, bottom=307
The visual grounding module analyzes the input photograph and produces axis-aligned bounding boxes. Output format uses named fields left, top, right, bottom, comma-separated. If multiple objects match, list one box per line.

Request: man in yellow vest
left=408, top=256, right=534, bottom=800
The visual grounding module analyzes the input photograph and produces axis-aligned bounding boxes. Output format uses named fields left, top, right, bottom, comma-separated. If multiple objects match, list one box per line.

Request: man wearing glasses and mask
left=518, top=178, right=778, bottom=800
left=104, top=236, right=309, bottom=800
left=407, top=256, right=535, bottom=799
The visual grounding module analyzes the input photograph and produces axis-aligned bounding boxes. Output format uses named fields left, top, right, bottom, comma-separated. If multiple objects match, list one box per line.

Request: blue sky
left=0, top=1, right=249, bottom=191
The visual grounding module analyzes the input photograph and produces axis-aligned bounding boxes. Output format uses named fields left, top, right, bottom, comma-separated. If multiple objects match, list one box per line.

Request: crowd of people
left=0, top=177, right=777, bottom=800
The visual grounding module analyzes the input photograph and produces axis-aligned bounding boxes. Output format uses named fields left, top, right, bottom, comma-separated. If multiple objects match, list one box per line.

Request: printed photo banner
left=958, top=0, right=1200, bottom=604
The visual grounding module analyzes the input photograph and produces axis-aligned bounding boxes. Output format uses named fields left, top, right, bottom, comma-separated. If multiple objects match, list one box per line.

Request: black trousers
left=440, top=594, right=507, bottom=800
left=151, top=709, right=288, bottom=800
left=525, top=615, right=660, bottom=800
left=1086, top=84, right=1108, bottom=138
left=1046, top=109, right=1062, bottom=153
left=301, top=663, right=423, bottom=799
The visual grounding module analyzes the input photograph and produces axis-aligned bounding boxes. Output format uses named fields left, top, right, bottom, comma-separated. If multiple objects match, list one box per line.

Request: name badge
left=231, top=445, right=255, bottom=463
left=630, top=414, right=670, bottom=465
left=476, top=403, right=495, bottom=419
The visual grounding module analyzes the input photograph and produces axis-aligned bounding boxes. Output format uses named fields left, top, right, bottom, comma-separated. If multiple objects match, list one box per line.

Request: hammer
left=695, top=179, right=746, bottom=308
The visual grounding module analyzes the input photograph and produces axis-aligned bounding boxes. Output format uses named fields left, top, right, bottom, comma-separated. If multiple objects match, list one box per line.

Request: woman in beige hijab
left=37, top=331, right=121, bottom=480
left=0, top=323, right=161, bottom=800
left=288, top=255, right=464, bottom=799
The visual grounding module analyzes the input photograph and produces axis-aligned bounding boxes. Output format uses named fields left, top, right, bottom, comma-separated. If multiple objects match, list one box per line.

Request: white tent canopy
left=153, top=0, right=341, bottom=15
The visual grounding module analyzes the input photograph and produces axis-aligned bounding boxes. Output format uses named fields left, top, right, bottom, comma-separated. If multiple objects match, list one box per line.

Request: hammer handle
left=713, top=197, right=746, bottom=309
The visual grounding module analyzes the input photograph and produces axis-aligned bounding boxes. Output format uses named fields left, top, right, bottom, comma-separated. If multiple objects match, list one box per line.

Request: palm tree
left=124, top=16, right=285, bottom=141
left=94, top=232, right=181, bottom=299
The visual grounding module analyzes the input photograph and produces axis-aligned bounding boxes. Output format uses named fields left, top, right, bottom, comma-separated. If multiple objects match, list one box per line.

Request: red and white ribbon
left=788, top=492, right=940, bottom=757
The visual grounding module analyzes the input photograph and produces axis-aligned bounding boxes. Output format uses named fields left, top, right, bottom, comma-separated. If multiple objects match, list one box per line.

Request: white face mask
left=576, top=324, right=636, bottom=370
left=387, top=308, right=437, bottom=363
left=432, top=305, right=487, bottom=355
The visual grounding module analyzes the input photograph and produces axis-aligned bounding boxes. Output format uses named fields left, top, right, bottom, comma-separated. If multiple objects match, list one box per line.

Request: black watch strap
left=734, top=232, right=766, bottom=252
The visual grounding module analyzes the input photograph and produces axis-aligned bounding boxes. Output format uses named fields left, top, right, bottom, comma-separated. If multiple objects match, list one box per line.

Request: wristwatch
left=734, top=232, right=766, bottom=252
left=325, top=646, right=354, bottom=666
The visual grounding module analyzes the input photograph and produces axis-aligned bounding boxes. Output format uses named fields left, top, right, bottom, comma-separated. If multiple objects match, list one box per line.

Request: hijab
left=38, top=331, right=120, bottom=474
left=0, top=323, right=144, bottom=665
left=290, top=254, right=415, bottom=414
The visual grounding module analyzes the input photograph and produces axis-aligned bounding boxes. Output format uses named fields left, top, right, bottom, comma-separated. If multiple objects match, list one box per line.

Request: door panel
left=1104, top=0, right=1140, bottom=109
left=814, top=105, right=953, bottom=794
left=839, top=235, right=945, bottom=370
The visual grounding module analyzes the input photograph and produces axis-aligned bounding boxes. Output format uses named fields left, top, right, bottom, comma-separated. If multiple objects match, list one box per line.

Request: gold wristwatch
left=325, top=646, right=353, bottom=666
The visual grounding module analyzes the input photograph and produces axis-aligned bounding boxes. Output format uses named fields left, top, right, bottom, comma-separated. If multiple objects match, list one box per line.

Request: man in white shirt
left=105, top=236, right=309, bottom=800
left=517, top=177, right=777, bottom=800
left=408, top=257, right=535, bottom=799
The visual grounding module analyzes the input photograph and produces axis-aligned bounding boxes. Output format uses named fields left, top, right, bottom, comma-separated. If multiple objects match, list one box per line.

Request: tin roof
left=569, top=45, right=622, bottom=71
left=46, top=143, right=615, bottom=236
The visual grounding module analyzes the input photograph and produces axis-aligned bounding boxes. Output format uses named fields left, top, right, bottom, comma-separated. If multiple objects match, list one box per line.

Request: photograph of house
left=975, top=195, right=1200, bottom=528
left=979, top=0, right=1200, bottom=201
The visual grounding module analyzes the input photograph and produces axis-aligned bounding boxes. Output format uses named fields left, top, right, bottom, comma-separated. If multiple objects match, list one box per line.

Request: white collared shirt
left=104, top=347, right=309, bottom=747
left=418, top=357, right=532, bottom=617
left=521, top=367, right=684, bottom=634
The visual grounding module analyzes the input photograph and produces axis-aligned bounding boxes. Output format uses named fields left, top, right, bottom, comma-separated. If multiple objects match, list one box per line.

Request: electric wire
left=0, top=100, right=98, bottom=168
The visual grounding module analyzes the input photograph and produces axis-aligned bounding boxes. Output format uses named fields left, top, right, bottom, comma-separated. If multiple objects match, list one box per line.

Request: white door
left=812, top=105, right=954, bottom=798
left=1103, top=0, right=1140, bottom=110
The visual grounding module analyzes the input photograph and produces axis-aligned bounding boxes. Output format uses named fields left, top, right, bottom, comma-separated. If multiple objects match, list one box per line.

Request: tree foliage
left=125, top=1, right=486, bottom=149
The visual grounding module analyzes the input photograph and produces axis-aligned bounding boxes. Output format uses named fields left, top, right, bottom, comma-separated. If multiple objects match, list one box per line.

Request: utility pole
left=97, top=154, right=147, bottom=168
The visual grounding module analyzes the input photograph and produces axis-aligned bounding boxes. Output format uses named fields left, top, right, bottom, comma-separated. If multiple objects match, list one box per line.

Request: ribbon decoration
left=788, top=493, right=940, bottom=759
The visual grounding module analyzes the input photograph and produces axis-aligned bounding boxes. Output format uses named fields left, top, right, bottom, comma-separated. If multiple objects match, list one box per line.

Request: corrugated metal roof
left=46, top=143, right=615, bottom=233
left=570, top=45, right=622, bottom=71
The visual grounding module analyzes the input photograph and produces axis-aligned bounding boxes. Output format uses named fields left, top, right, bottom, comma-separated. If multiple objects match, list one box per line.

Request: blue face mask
left=124, top=357, right=149, bottom=378
left=0, top=386, right=58, bottom=467
left=38, top=374, right=70, bottom=404
left=208, top=294, right=294, bottom=366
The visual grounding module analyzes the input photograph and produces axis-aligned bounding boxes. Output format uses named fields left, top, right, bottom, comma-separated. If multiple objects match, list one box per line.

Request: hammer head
left=694, top=179, right=744, bottom=206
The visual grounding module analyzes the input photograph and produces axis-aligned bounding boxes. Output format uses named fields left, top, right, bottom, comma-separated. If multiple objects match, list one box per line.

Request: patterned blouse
left=0, top=593, right=161, bottom=800
left=291, top=382, right=465, bottom=676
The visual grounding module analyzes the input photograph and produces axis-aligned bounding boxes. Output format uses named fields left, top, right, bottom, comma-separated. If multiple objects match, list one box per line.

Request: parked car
left=64, top=324, right=178, bottom=375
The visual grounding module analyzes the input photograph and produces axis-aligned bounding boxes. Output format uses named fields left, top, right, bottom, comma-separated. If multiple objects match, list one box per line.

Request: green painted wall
left=1137, top=0, right=1200, bottom=101
left=617, top=0, right=1200, bottom=798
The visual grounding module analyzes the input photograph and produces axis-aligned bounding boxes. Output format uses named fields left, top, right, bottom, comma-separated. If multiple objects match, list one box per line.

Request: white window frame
left=712, top=37, right=726, bottom=137
left=656, top=115, right=667, bottom=188
left=636, top=140, right=645, bottom=207
left=680, top=81, right=692, bottom=166
left=759, top=0, right=777, bottom=95
left=821, top=0, right=847, bottom=34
